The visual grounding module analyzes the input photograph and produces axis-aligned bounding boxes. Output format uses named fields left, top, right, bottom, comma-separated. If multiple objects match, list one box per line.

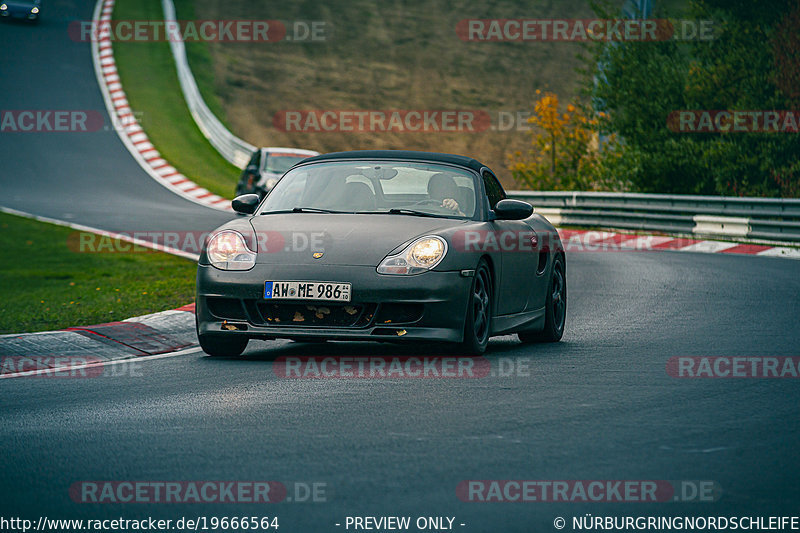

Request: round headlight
left=206, top=230, right=256, bottom=270
left=1, top=4, right=8, bottom=10
left=410, top=238, right=445, bottom=266
left=377, top=236, right=447, bottom=275
left=31, top=6, right=39, bottom=13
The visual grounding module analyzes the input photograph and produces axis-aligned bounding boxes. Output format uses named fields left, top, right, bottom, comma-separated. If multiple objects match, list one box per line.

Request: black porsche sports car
left=196, top=150, right=566, bottom=356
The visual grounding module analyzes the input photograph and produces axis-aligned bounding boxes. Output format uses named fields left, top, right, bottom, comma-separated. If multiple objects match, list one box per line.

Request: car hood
left=249, top=213, right=466, bottom=266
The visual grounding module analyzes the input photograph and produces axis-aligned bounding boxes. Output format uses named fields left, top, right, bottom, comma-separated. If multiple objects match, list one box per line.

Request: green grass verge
left=0, top=213, right=197, bottom=334
left=112, top=0, right=241, bottom=199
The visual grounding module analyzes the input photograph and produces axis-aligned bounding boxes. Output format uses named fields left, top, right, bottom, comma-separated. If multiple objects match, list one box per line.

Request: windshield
left=259, top=161, right=479, bottom=218
left=263, top=154, right=309, bottom=174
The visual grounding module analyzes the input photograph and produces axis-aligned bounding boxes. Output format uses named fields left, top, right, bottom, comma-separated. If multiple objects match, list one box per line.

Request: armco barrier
left=161, top=0, right=256, bottom=169
left=508, top=191, right=800, bottom=243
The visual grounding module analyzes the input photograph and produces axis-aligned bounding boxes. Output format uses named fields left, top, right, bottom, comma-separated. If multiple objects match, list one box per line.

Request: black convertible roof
left=298, top=150, right=490, bottom=173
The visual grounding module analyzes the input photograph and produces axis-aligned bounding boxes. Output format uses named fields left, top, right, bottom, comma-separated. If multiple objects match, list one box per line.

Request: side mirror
left=232, top=194, right=260, bottom=215
left=245, top=164, right=259, bottom=175
left=492, top=199, right=533, bottom=220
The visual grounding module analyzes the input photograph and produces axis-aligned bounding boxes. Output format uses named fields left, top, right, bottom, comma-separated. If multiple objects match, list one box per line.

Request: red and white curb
left=0, top=304, right=199, bottom=378
left=558, top=229, right=800, bottom=259
left=91, top=0, right=232, bottom=212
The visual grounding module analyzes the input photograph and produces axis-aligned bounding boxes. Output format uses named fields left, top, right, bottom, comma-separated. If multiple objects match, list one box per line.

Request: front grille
left=254, top=302, right=378, bottom=328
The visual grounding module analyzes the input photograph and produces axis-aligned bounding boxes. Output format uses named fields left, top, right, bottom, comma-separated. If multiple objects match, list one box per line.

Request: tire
left=198, top=333, right=248, bottom=357
left=519, top=254, right=566, bottom=343
left=459, top=260, right=492, bottom=355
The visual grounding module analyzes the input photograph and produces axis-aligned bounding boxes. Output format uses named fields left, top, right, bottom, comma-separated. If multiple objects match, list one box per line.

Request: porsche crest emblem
left=312, top=252, right=324, bottom=259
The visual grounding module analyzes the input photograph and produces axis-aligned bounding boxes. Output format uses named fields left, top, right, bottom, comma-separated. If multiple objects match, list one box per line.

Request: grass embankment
left=0, top=213, right=196, bottom=334
left=192, top=0, right=595, bottom=188
left=112, top=0, right=241, bottom=198
left=190, top=0, right=688, bottom=188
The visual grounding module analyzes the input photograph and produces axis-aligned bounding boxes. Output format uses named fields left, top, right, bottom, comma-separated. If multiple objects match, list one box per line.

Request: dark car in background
left=198, top=150, right=566, bottom=357
left=0, top=0, right=41, bottom=21
left=235, top=147, right=319, bottom=199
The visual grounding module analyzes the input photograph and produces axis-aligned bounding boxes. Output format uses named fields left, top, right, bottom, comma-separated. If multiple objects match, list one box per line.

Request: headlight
left=31, top=6, right=39, bottom=13
left=377, top=236, right=447, bottom=275
left=206, top=230, right=256, bottom=270
left=0, top=4, right=8, bottom=10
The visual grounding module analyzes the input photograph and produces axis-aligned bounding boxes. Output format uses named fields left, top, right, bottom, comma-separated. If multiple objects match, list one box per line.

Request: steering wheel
left=411, top=199, right=444, bottom=207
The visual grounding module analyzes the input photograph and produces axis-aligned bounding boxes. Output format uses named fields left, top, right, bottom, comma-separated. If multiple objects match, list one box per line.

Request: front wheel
left=198, top=333, right=248, bottom=357
left=459, top=260, right=492, bottom=355
left=518, top=254, right=566, bottom=343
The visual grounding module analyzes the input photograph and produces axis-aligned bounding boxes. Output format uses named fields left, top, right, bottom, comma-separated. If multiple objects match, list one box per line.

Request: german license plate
left=264, top=281, right=351, bottom=302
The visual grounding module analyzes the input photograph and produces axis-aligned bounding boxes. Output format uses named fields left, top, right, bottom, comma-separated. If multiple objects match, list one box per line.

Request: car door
left=483, top=170, right=538, bottom=315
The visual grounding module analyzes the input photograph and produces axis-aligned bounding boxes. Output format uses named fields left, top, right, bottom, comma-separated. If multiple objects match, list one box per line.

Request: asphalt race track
left=1, top=2, right=799, bottom=532
left=0, top=1, right=232, bottom=238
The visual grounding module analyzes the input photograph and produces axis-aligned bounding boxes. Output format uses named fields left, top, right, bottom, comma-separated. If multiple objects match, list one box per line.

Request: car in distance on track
left=0, top=0, right=41, bottom=20
left=198, top=150, right=566, bottom=356
left=235, top=147, right=319, bottom=199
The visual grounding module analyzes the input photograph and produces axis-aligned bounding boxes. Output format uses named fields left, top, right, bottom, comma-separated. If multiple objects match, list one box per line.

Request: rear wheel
left=198, top=333, right=248, bottom=357
left=518, top=254, right=566, bottom=343
left=459, top=260, right=492, bottom=355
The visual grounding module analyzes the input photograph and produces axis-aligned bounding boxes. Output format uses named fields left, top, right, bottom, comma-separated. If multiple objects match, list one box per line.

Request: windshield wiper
left=260, top=207, right=342, bottom=215
left=386, top=208, right=449, bottom=218
left=354, top=209, right=439, bottom=218
left=293, top=207, right=341, bottom=213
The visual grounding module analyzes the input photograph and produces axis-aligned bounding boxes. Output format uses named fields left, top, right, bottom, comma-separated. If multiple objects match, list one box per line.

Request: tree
left=588, top=0, right=800, bottom=197
left=507, top=90, right=628, bottom=191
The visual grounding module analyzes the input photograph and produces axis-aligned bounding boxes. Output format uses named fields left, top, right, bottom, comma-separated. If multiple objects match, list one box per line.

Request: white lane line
left=0, top=347, right=202, bottom=380
left=0, top=206, right=200, bottom=262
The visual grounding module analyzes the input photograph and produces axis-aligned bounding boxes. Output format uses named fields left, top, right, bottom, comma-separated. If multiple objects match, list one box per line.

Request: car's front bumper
left=196, top=264, right=472, bottom=343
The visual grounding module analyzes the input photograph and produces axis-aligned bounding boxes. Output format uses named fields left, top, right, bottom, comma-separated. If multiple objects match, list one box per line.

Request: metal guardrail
left=162, top=0, right=256, bottom=169
left=508, top=191, right=800, bottom=243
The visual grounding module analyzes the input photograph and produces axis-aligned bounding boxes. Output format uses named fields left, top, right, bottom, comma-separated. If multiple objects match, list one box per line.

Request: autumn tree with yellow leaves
left=508, top=91, right=626, bottom=191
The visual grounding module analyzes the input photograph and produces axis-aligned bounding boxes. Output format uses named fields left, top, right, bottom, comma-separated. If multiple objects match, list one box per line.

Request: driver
left=427, top=173, right=464, bottom=215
